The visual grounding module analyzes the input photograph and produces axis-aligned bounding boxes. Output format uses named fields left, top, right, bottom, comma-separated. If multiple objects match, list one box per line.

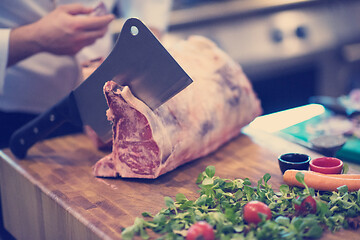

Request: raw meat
left=93, top=36, right=262, bottom=178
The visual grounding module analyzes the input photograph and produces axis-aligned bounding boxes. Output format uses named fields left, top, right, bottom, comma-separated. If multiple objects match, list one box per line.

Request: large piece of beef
left=93, top=36, right=262, bottom=178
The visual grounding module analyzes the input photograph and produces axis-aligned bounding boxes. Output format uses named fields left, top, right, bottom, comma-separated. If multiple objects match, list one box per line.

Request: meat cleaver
left=10, top=18, right=193, bottom=159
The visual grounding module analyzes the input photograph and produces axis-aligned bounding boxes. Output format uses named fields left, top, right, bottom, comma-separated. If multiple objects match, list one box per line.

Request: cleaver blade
left=9, top=18, right=193, bottom=159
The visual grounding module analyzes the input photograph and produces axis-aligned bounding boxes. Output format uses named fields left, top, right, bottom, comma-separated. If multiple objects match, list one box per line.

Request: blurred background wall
left=111, top=0, right=360, bottom=115
left=166, top=0, right=360, bottom=114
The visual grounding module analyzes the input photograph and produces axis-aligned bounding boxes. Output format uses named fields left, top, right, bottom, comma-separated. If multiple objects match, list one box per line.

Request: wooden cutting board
left=0, top=127, right=359, bottom=240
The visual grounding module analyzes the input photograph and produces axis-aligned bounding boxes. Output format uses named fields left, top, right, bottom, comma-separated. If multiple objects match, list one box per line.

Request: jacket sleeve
left=0, top=28, right=10, bottom=94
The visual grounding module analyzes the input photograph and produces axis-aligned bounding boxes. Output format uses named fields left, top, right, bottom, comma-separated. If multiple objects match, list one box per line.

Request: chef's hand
left=7, top=3, right=114, bottom=67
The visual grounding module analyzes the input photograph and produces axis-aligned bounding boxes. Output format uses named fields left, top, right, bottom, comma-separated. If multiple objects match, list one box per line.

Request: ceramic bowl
left=278, top=153, right=311, bottom=174
left=309, top=157, right=343, bottom=174
left=309, top=135, right=347, bottom=157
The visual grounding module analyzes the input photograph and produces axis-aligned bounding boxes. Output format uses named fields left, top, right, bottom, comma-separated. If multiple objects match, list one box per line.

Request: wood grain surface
left=0, top=127, right=359, bottom=240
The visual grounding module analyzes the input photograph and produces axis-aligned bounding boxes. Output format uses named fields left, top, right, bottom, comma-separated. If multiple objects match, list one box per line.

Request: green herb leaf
left=337, top=185, right=348, bottom=194
left=342, top=163, right=349, bottom=174
left=295, top=172, right=305, bottom=185
left=205, top=165, right=216, bottom=178
left=142, top=212, right=153, bottom=218
left=175, top=193, right=188, bottom=203
left=279, top=184, right=290, bottom=196
left=122, top=166, right=360, bottom=240
left=275, top=216, right=290, bottom=226
left=263, top=173, right=271, bottom=184
left=295, top=172, right=312, bottom=195
left=165, top=196, right=175, bottom=208
left=202, top=177, right=214, bottom=185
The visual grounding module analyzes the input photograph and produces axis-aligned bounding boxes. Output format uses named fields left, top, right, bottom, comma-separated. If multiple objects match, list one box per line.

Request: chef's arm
left=6, top=3, right=114, bottom=68
left=0, top=29, right=10, bottom=94
left=7, top=24, right=42, bottom=67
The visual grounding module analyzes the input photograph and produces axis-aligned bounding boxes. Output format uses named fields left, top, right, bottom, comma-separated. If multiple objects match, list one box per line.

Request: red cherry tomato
left=294, top=195, right=317, bottom=215
left=186, top=221, right=215, bottom=240
left=243, top=201, right=272, bottom=224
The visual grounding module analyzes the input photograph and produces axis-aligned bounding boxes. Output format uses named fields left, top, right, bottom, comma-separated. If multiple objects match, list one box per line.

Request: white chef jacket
left=0, top=0, right=116, bottom=114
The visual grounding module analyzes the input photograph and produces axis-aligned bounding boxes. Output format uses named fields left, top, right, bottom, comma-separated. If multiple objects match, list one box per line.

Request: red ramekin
left=309, top=157, right=343, bottom=174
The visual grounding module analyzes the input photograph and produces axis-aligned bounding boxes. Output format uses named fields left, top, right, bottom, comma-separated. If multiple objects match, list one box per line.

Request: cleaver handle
left=9, top=92, right=82, bottom=159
